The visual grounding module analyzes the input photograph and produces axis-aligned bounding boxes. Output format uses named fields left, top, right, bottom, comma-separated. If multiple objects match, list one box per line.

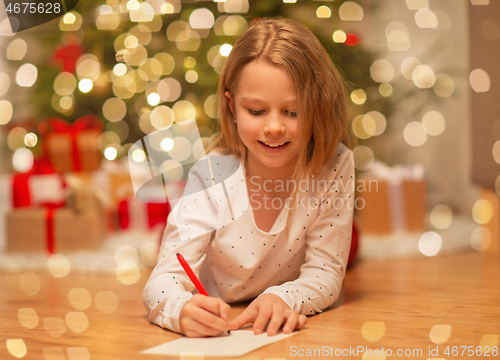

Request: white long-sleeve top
left=142, top=142, right=355, bottom=333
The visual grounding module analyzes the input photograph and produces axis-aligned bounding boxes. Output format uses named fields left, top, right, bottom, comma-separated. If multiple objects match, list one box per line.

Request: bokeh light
left=19, top=272, right=41, bottom=296
left=470, top=227, right=491, bottom=251
left=168, top=136, right=192, bottom=161
left=43, top=347, right=65, bottom=360
left=480, top=335, right=499, bottom=354
left=68, top=288, right=92, bottom=311
left=65, top=312, right=89, bottom=333
left=429, top=204, right=453, bottom=229
left=172, top=100, right=196, bottom=122
left=78, top=79, right=93, bottom=93
left=189, top=8, right=214, bottom=29
left=418, top=232, right=442, bottom=257
left=316, top=6, right=331, bottom=18
left=415, top=9, right=438, bottom=28
left=18, top=308, right=39, bottom=329
left=161, top=138, right=174, bottom=152
left=44, top=317, right=66, bottom=338
left=7, top=39, right=28, bottom=61
left=470, top=68, right=491, bottom=92
left=412, top=65, right=436, bottom=88
left=0, top=100, right=13, bottom=125
left=0, top=72, right=10, bottom=96
left=472, top=199, right=493, bottom=224
left=433, top=73, right=455, bottom=97
left=429, top=324, right=452, bottom=344
left=378, top=83, right=393, bottom=97
left=406, top=0, right=429, bottom=10
left=361, top=321, right=385, bottom=342
left=204, top=94, right=218, bottom=119
left=140, top=240, right=160, bottom=266
left=95, top=291, right=119, bottom=314
left=104, top=146, right=118, bottom=161
left=332, top=30, right=347, bottom=43
left=353, top=146, right=375, bottom=171
left=16, top=63, right=38, bottom=87
left=370, top=60, right=394, bottom=83
left=103, top=97, right=127, bottom=122
left=422, top=111, right=445, bottom=136
left=67, top=347, right=91, bottom=360
left=350, top=89, right=367, bottom=105
left=339, top=1, right=364, bottom=21
left=404, top=122, right=427, bottom=147
left=6, top=339, right=27, bottom=358
left=13, top=148, right=34, bottom=173
left=116, top=261, right=141, bottom=285
left=47, top=254, right=71, bottom=278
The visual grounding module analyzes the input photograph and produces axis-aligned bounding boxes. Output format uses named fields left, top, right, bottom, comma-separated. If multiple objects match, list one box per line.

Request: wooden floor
left=1, top=250, right=499, bottom=360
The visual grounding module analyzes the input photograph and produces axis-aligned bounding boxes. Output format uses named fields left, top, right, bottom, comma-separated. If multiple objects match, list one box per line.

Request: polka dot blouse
left=142, top=142, right=355, bottom=334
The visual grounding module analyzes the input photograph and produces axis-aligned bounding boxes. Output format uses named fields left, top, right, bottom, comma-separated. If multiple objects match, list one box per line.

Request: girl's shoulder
left=314, top=142, right=354, bottom=183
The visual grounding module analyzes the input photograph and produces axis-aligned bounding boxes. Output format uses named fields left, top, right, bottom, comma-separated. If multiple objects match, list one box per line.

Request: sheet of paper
left=140, top=330, right=296, bottom=357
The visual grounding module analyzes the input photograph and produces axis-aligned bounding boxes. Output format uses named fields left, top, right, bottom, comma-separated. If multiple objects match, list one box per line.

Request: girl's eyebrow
left=241, top=96, right=297, bottom=105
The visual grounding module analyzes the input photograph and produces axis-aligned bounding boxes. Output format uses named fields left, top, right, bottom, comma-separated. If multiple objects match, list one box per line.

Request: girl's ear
left=225, top=91, right=235, bottom=116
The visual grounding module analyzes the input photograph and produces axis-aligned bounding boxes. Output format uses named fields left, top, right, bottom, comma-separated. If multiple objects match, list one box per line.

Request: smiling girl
left=143, top=17, right=354, bottom=338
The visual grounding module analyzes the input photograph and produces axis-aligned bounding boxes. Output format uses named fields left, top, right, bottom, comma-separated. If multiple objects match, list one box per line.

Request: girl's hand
left=229, top=294, right=307, bottom=336
left=179, top=294, right=231, bottom=337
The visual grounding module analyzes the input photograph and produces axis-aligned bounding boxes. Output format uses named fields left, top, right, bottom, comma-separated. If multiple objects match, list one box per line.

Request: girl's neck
left=244, top=152, right=296, bottom=183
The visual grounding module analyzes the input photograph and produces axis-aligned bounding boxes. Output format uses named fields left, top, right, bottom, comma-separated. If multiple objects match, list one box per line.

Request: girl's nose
left=263, top=114, right=285, bottom=135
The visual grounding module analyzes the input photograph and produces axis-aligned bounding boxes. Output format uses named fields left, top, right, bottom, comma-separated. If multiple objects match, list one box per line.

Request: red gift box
left=39, top=115, right=102, bottom=173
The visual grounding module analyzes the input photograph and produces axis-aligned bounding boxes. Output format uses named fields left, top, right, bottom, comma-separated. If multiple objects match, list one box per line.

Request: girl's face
left=225, top=59, right=300, bottom=177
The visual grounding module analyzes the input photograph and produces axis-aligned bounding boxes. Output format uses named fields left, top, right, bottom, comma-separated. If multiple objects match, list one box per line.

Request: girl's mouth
left=258, top=141, right=290, bottom=152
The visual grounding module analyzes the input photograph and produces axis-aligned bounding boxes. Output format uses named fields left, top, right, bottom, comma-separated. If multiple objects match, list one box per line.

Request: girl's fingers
left=194, top=295, right=222, bottom=315
left=185, top=301, right=229, bottom=332
left=229, top=308, right=254, bottom=331
left=266, top=306, right=285, bottom=336
left=183, top=317, right=226, bottom=337
left=217, top=298, right=231, bottom=321
left=296, top=314, right=308, bottom=329
left=252, top=306, right=272, bottom=335
left=282, top=310, right=299, bottom=334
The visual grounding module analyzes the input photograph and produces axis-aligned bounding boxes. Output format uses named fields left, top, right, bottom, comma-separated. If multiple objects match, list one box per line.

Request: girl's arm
left=142, top=161, right=220, bottom=333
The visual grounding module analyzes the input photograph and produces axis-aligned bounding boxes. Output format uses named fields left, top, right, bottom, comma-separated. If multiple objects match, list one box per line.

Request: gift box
left=480, top=188, right=500, bottom=252
left=39, top=115, right=102, bottom=173
left=6, top=187, right=105, bottom=253
left=0, top=166, right=65, bottom=251
left=65, top=167, right=134, bottom=208
left=116, top=181, right=185, bottom=232
left=356, top=162, right=426, bottom=234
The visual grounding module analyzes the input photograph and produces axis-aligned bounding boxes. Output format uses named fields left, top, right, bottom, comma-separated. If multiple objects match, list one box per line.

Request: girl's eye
left=249, top=109, right=263, bottom=116
left=286, top=110, right=298, bottom=118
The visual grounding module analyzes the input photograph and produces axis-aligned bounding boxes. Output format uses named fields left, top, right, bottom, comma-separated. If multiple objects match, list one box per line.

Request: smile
left=260, top=141, right=288, bottom=147
left=258, top=141, right=290, bottom=153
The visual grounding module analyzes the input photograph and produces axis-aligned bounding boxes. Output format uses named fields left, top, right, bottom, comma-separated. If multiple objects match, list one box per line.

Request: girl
left=143, top=17, right=355, bottom=338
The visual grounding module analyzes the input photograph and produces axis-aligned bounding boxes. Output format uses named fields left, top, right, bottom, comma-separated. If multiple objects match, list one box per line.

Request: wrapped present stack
left=356, top=161, right=426, bottom=235
left=0, top=115, right=179, bottom=254
left=7, top=186, right=106, bottom=253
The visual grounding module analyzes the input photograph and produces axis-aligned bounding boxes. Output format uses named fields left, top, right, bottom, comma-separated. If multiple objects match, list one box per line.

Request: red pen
left=176, top=253, right=209, bottom=296
left=176, top=252, right=230, bottom=334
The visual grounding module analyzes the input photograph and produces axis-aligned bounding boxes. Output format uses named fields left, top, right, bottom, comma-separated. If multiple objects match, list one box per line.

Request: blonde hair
left=208, top=17, right=353, bottom=230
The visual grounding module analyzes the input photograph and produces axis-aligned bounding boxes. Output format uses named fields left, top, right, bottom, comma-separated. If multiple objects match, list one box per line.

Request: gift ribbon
left=12, top=172, right=66, bottom=208
left=39, top=115, right=102, bottom=172
left=117, top=198, right=171, bottom=230
left=46, top=207, right=56, bottom=254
